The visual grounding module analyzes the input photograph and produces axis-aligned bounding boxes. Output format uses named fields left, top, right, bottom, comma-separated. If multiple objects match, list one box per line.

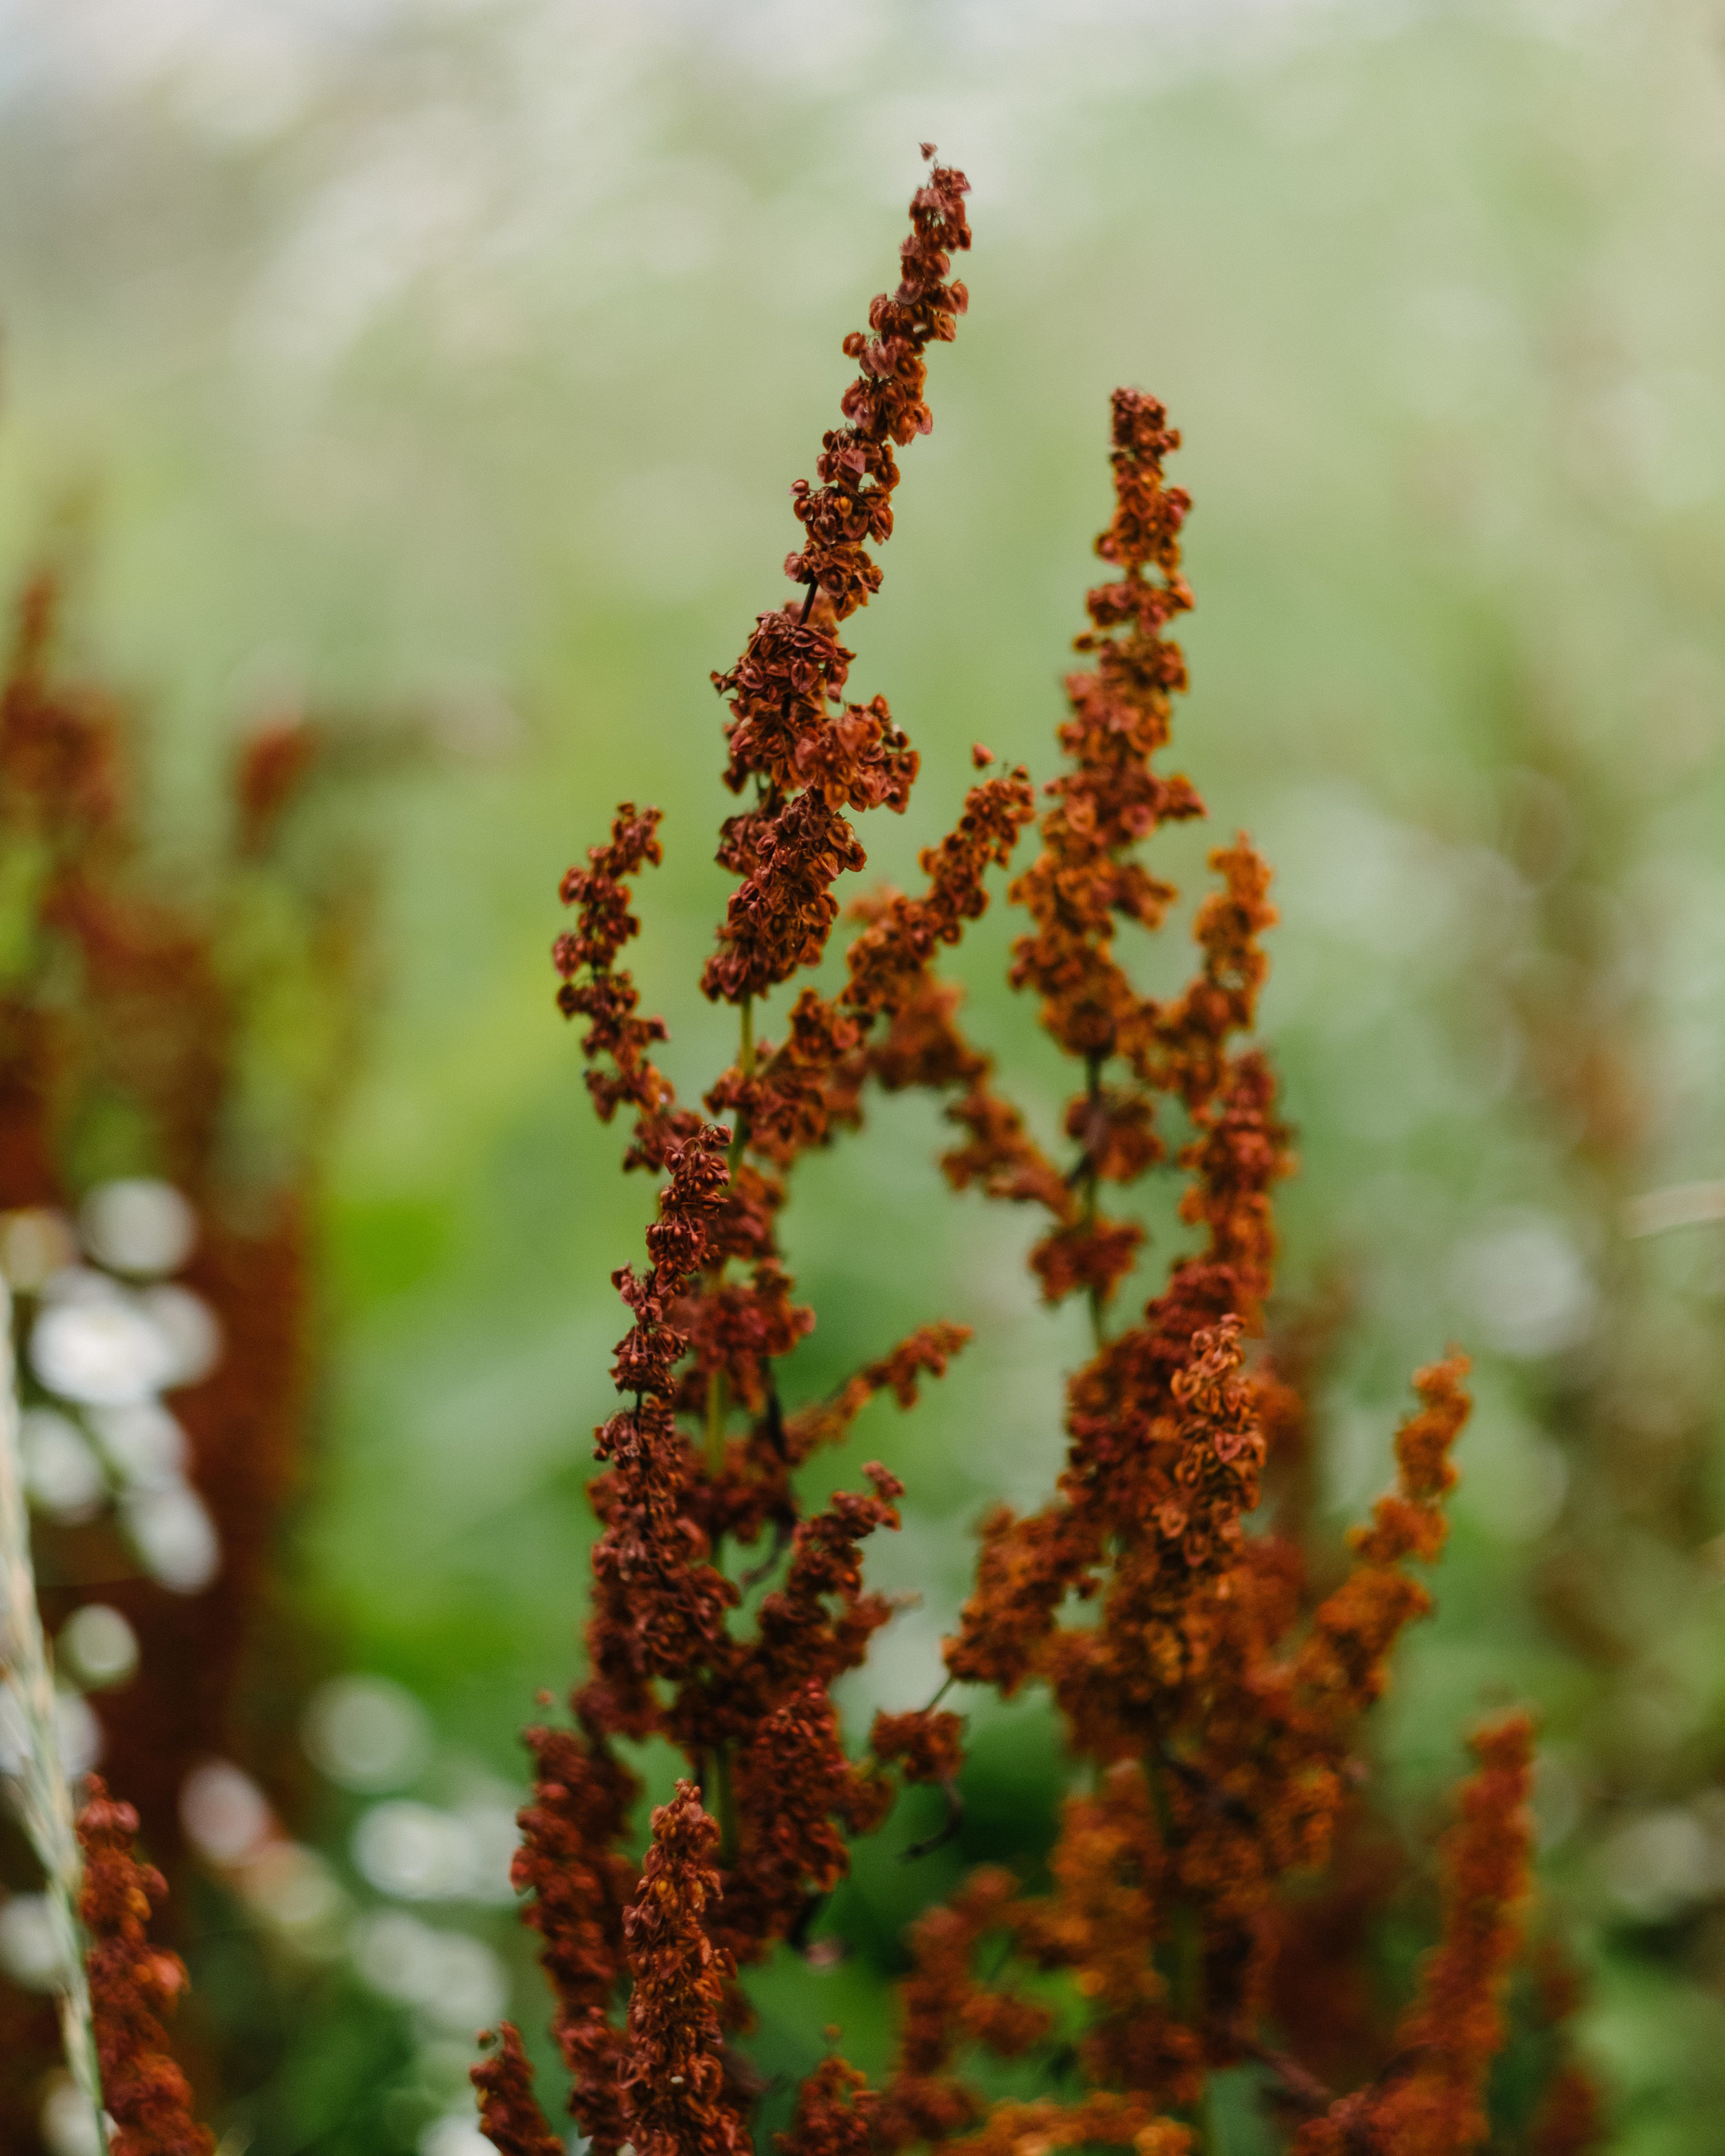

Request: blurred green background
left=5, top=0, right=1725, bottom=2148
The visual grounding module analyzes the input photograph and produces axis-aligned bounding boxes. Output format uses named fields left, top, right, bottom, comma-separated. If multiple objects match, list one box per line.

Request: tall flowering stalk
left=482, top=154, right=1603, bottom=2155
left=0, top=1278, right=106, bottom=2150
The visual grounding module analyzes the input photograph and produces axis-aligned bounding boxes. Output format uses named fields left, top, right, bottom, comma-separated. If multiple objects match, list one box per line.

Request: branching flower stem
left=0, top=1283, right=108, bottom=2151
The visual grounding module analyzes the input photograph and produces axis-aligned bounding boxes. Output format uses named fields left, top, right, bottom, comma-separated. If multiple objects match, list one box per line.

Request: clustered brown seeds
left=553, top=803, right=696, bottom=1171
left=473, top=2024, right=566, bottom=2156
left=867, top=1349, right=1483, bottom=2151
left=700, top=153, right=973, bottom=1009
left=77, top=1779, right=215, bottom=2156
left=621, top=1783, right=744, bottom=2156
left=501, top=157, right=1606, bottom=2156
left=508, top=1714, right=640, bottom=2147
left=1001, top=388, right=1280, bottom=1321
left=501, top=153, right=1022, bottom=2156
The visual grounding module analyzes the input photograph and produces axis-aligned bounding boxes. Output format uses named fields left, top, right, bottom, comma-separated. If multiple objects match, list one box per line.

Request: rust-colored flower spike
left=518, top=164, right=1013, bottom=2102
left=869, top=1345, right=1479, bottom=2150
left=514, top=157, right=1593, bottom=2150
left=1290, top=1349, right=1471, bottom=1732
left=507, top=1715, right=640, bottom=2151
left=620, top=1782, right=743, bottom=2156
left=1000, top=387, right=1280, bottom=1320
left=582, top=1122, right=738, bottom=1737
left=855, top=390, right=1565, bottom=2147
left=555, top=802, right=698, bottom=1171
left=703, top=148, right=972, bottom=1007
left=472, top=2024, right=566, bottom=2156
left=513, top=155, right=1060, bottom=2156
left=1294, top=1714, right=1537, bottom=2156
left=1009, top=388, right=1203, bottom=1069
left=76, top=1777, right=215, bottom=2156
left=838, top=390, right=1280, bottom=1338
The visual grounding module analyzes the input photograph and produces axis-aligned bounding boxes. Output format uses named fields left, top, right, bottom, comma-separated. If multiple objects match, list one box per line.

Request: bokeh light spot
left=303, top=1673, right=431, bottom=1793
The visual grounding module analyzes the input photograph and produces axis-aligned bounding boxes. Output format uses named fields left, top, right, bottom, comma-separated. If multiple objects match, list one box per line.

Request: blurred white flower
left=181, top=1760, right=273, bottom=1865
left=37, top=1269, right=120, bottom=1304
left=420, top=2119, right=492, bottom=2156
left=353, top=1908, right=434, bottom=1998
left=58, top=1605, right=139, bottom=1690
left=29, top=1289, right=179, bottom=1406
left=137, top=1285, right=222, bottom=1387
left=121, top=1484, right=220, bottom=1593
left=353, top=1909, right=508, bottom=2030
left=304, top=1674, right=431, bottom=1792
left=79, top=1180, right=197, bottom=1278
left=56, top=1690, right=103, bottom=1779
left=40, top=2074, right=110, bottom=2156
left=19, top=1410, right=106, bottom=1521
left=0, top=1895, right=64, bottom=1988
left=353, top=1800, right=477, bottom=1901
left=454, top=1799, right=523, bottom=1905
left=88, top=1401, right=189, bottom=1490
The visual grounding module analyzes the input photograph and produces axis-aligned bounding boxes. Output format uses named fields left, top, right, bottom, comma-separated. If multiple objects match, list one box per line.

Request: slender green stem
left=0, top=1285, right=108, bottom=2151
left=727, top=996, right=755, bottom=1178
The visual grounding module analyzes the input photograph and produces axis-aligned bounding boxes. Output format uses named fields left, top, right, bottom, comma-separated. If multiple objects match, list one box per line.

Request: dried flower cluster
left=700, top=150, right=972, bottom=1010
left=482, top=157, right=1601, bottom=2156
left=76, top=1778, right=214, bottom=2156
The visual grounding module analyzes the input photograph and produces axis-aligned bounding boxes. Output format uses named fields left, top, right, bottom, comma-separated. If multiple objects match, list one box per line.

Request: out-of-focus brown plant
left=1466, top=665, right=1725, bottom=1848
left=479, top=151, right=1604, bottom=2154
left=0, top=566, right=386, bottom=2141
